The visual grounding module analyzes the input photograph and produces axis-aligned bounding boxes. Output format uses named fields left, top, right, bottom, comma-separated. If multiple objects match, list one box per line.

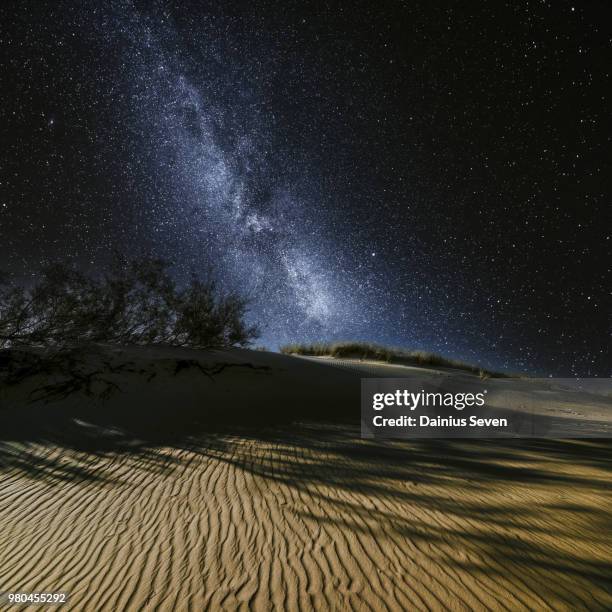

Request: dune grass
left=280, top=341, right=508, bottom=378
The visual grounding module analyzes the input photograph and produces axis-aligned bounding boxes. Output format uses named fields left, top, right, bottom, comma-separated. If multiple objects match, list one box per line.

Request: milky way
left=1, top=1, right=611, bottom=375
left=112, top=9, right=366, bottom=343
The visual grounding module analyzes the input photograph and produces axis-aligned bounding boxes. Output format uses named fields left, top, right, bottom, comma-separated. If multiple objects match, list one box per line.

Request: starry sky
left=1, top=0, right=610, bottom=375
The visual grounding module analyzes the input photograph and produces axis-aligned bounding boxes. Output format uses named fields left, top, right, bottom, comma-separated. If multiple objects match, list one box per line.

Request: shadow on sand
left=1, top=346, right=611, bottom=599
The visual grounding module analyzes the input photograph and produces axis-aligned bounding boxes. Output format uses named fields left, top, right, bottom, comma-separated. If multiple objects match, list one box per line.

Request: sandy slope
left=0, top=346, right=611, bottom=610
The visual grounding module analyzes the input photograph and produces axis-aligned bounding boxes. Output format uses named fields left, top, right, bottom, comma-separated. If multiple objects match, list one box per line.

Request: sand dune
left=1, top=346, right=611, bottom=610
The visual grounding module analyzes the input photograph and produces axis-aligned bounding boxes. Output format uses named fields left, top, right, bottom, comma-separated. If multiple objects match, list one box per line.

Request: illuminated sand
left=1, top=347, right=610, bottom=610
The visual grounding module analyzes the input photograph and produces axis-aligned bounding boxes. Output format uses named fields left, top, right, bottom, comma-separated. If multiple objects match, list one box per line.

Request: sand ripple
left=0, top=429, right=610, bottom=611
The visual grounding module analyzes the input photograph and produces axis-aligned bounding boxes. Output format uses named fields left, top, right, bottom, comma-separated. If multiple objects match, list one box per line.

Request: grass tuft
left=280, top=341, right=509, bottom=378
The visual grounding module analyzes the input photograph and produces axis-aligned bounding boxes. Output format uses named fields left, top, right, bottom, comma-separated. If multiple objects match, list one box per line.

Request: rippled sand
left=1, top=346, right=610, bottom=610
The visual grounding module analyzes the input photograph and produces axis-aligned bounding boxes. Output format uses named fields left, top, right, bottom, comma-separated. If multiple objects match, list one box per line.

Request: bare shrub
left=0, top=258, right=258, bottom=350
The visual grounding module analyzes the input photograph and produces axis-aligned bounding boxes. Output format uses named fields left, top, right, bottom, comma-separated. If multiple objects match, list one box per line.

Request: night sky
left=1, top=1, right=610, bottom=376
